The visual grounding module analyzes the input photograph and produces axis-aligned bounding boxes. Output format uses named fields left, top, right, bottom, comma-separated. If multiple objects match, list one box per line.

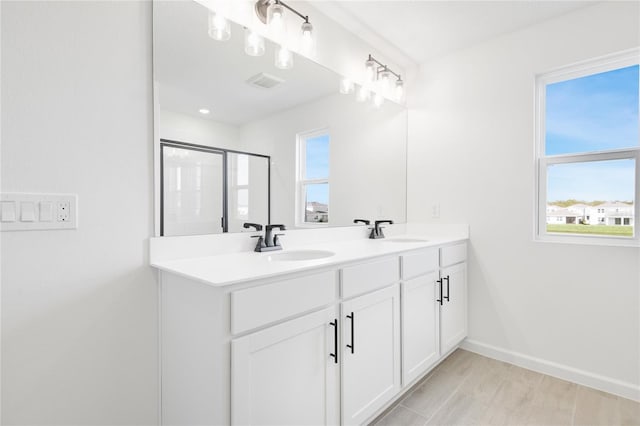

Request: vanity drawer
left=341, top=256, right=399, bottom=299
left=440, top=243, right=467, bottom=267
left=231, top=270, right=338, bottom=335
left=402, top=248, right=439, bottom=280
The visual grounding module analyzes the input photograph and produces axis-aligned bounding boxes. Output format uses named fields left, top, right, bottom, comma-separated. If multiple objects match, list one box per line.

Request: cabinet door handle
left=436, top=278, right=443, bottom=306
left=346, top=312, right=355, bottom=354
left=444, top=275, right=450, bottom=302
left=329, top=319, right=338, bottom=364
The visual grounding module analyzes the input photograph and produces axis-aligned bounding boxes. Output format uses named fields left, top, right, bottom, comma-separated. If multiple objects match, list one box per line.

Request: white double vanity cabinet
left=155, top=237, right=467, bottom=425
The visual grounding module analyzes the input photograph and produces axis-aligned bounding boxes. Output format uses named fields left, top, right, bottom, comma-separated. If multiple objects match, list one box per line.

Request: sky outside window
left=545, top=65, right=639, bottom=204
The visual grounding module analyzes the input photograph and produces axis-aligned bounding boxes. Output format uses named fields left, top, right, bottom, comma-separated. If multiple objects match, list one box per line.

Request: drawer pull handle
left=346, top=312, right=355, bottom=354
left=329, top=319, right=338, bottom=364
left=436, top=278, right=443, bottom=306
left=444, top=275, right=450, bottom=302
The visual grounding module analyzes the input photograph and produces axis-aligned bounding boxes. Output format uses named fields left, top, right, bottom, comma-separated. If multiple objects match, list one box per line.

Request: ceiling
left=154, top=1, right=340, bottom=125
left=313, top=1, right=597, bottom=68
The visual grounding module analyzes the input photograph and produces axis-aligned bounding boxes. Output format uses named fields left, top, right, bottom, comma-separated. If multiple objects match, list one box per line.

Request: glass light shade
left=395, top=79, right=404, bottom=101
left=275, top=45, right=294, bottom=69
left=339, top=78, right=354, bottom=95
left=373, top=93, right=384, bottom=108
left=300, top=21, right=315, bottom=56
left=244, top=28, right=265, bottom=57
left=356, top=86, right=371, bottom=102
left=379, top=69, right=391, bottom=90
left=267, top=2, right=286, bottom=42
left=364, top=58, right=376, bottom=84
left=208, top=11, right=231, bottom=41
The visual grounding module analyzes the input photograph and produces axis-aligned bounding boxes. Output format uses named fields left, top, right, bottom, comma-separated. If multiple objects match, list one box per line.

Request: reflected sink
left=383, top=237, right=429, bottom=243
left=266, top=249, right=336, bottom=262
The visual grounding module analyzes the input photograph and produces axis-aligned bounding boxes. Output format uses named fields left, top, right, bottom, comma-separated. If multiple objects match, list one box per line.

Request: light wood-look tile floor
left=372, top=349, right=640, bottom=426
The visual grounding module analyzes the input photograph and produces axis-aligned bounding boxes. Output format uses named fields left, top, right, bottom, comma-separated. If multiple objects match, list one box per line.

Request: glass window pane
left=305, top=134, right=329, bottom=180
left=304, top=183, right=329, bottom=223
left=546, top=159, right=635, bottom=237
left=545, top=65, right=639, bottom=155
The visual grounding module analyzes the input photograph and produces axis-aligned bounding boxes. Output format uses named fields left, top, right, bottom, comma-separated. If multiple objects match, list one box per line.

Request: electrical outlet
left=57, top=201, right=70, bottom=222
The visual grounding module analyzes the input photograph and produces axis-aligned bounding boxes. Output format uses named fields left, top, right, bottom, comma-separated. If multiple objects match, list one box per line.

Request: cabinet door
left=232, top=307, right=340, bottom=426
left=342, top=284, right=401, bottom=426
left=440, top=262, right=467, bottom=355
left=401, top=272, right=439, bottom=386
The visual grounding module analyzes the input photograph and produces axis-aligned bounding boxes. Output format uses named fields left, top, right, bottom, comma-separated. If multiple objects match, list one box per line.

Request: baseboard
left=461, top=339, right=640, bottom=402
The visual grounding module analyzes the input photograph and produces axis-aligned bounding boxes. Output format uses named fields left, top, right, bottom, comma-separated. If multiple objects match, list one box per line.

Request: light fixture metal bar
left=367, top=54, right=402, bottom=81
left=255, top=0, right=310, bottom=24
left=276, top=0, right=309, bottom=23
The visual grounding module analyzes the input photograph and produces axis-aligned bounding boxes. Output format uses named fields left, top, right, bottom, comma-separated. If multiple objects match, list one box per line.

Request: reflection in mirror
left=154, top=0, right=407, bottom=235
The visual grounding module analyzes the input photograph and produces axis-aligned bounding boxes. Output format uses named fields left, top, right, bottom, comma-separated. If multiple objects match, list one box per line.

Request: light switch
left=1, top=201, right=17, bottom=222
left=21, top=202, right=36, bottom=222
left=40, top=201, right=54, bottom=222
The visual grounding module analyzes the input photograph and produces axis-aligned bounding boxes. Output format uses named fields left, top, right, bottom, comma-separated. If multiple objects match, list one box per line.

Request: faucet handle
left=354, top=219, right=371, bottom=225
left=273, top=233, right=285, bottom=247
left=244, top=222, right=263, bottom=231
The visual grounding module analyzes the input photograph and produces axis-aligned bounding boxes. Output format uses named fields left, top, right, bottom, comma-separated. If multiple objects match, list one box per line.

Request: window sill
left=535, top=233, right=640, bottom=248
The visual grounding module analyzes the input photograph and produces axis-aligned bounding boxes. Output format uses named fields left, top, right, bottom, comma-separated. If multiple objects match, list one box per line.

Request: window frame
left=295, top=128, right=330, bottom=227
left=534, top=49, right=640, bottom=247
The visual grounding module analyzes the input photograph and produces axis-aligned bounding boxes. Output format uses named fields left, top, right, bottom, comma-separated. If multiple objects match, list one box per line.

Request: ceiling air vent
left=246, top=72, right=285, bottom=89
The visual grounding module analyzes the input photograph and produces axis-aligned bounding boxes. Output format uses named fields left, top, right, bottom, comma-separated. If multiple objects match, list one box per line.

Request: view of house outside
left=546, top=201, right=634, bottom=236
left=303, top=134, right=329, bottom=223
left=544, top=63, right=638, bottom=238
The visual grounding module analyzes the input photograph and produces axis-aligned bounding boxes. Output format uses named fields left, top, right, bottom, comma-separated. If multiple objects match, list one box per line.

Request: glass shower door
left=162, top=145, right=224, bottom=236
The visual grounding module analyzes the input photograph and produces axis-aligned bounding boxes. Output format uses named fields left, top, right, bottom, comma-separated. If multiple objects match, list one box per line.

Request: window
left=536, top=50, right=639, bottom=245
left=296, top=130, right=329, bottom=225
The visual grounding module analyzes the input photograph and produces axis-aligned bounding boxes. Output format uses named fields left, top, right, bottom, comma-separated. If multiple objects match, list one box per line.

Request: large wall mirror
left=153, top=0, right=408, bottom=236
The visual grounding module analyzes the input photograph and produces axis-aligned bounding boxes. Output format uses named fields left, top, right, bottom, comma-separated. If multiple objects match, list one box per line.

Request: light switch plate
left=0, top=193, right=78, bottom=231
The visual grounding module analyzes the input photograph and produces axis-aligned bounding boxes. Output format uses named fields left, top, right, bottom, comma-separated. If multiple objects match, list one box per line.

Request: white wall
left=1, top=2, right=158, bottom=424
left=240, top=92, right=407, bottom=228
left=407, top=2, right=640, bottom=398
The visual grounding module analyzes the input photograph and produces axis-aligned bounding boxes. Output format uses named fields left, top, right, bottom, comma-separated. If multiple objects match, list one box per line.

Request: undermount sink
left=384, top=237, right=430, bottom=243
left=266, top=249, right=336, bottom=262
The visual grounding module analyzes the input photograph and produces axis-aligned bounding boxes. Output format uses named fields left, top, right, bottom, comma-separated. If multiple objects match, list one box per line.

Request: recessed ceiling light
left=199, top=108, right=210, bottom=115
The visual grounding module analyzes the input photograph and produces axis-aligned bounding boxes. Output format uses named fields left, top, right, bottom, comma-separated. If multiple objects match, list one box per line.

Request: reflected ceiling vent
left=246, top=72, right=285, bottom=89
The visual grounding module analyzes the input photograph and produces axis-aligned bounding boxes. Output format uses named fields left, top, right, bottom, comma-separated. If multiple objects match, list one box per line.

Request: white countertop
left=151, top=234, right=467, bottom=287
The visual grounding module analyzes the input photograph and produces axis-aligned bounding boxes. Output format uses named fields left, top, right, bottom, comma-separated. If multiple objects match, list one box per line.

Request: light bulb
left=300, top=21, right=314, bottom=56
left=340, top=78, right=354, bottom=95
left=275, top=45, right=293, bottom=69
left=244, top=28, right=265, bottom=57
left=356, top=86, right=371, bottom=102
left=199, top=108, right=210, bottom=115
left=208, top=11, right=230, bottom=41
left=364, top=58, right=376, bottom=84
left=373, top=93, right=384, bottom=108
left=395, top=79, right=404, bottom=101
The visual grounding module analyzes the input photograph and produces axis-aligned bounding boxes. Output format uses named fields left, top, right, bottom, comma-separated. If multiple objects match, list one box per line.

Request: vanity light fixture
left=255, top=0, right=315, bottom=56
left=363, top=54, right=404, bottom=102
left=208, top=10, right=231, bottom=41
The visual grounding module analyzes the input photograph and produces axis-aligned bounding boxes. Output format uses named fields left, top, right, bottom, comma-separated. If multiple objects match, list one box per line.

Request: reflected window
left=297, top=130, right=329, bottom=224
